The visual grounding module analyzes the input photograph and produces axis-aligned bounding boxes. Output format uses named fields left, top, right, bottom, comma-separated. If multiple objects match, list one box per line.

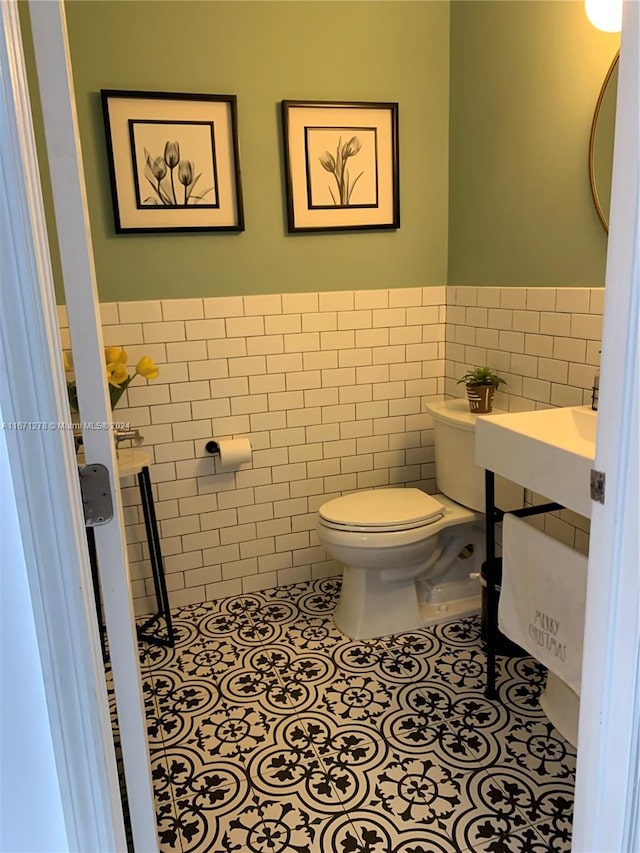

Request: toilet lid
left=319, top=488, right=444, bottom=531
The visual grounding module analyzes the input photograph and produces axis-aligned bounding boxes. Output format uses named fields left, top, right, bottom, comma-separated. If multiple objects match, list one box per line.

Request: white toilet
left=316, top=399, right=522, bottom=639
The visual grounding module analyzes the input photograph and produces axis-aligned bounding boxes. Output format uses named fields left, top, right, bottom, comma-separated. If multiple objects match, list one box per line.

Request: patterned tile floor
left=124, top=577, right=575, bottom=852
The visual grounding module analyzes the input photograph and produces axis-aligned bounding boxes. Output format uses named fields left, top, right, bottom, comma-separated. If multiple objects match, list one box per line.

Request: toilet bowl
left=316, top=400, right=523, bottom=640
left=318, top=489, right=484, bottom=638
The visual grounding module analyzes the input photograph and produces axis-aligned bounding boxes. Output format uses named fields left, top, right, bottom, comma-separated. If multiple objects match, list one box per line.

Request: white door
left=573, top=2, right=640, bottom=849
left=0, top=1, right=157, bottom=849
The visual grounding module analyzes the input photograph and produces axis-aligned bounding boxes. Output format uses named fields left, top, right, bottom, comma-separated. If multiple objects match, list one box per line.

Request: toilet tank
left=426, top=400, right=522, bottom=512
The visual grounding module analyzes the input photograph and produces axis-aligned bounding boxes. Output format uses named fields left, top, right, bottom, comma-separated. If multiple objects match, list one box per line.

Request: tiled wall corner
left=445, top=286, right=601, bottom=551
left=445, top=286, right=603, bottom=413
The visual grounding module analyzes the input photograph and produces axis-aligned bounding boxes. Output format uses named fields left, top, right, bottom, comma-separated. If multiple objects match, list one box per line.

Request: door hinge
left=78, top=463, right=114, bottom=526
left=590, top=468, right=606, bottom=505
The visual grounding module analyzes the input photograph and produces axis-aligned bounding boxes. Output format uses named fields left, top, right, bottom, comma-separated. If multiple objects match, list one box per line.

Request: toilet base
left=539, top=671, right=580, bottom=748
left=417, top=593, right=480, bottom=629
left=331, top=519, right=485, bottom=640
left=333, top=566, right=481, bottom=640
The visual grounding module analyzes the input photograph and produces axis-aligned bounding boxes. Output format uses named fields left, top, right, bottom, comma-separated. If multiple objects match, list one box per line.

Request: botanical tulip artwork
left=319, top=135, right=364, bottom=206
left=143, top=140, right=213, bottom=207
left=65, top=347, right=159, bottom=413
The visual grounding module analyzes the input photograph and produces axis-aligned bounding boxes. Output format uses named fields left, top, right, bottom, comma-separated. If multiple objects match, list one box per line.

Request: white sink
left=475, top=406, right=597, bottom=518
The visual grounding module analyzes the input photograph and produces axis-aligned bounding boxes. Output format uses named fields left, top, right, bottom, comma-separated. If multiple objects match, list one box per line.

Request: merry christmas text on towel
left=499, top=514, right=588, bottom=695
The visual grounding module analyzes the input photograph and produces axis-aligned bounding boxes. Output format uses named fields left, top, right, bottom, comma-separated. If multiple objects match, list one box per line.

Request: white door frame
left=26, top=3, right=158, bottom=848
left=0, top=1, right=125, bottom=849
left=0, top=0, right=156, bottom=849
left=573, top=2, right=640, bottom=850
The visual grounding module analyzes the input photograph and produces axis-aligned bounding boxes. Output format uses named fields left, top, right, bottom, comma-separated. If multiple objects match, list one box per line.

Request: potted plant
left=457, top=366, right=506, bottom=414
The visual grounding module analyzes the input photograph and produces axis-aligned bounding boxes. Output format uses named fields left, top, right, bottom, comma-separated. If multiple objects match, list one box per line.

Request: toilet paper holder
left=204, top=437, right=253, bottom=467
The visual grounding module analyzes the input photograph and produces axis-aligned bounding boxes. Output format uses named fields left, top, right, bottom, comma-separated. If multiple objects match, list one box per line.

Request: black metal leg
left=485, top=470, right=498, bottom=699
left=136, top=466, right=175, bottom=647
left=483, top=470, right=563, bottom=700
left=86, top=463, right=175, bottom=651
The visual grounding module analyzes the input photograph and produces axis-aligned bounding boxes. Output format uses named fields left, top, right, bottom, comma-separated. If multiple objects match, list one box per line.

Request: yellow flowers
left=64, top=346, right=159, bottom=412
left=105, top=346, right=128, bottom=388
left=104, top=346, right=127, bottom=365
left=135, top=355, right=160, bottom=380
left=107, top=361, right=129, bottom=388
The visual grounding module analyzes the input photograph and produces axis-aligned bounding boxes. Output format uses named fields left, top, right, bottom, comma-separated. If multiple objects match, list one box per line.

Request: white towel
left=499, top=514, right=588, bottom=695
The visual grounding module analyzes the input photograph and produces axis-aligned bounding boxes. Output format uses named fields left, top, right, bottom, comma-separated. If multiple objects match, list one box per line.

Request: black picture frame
left=101, top=90, right=244, bottom=233
left=281, top=100, right=399, bottom=233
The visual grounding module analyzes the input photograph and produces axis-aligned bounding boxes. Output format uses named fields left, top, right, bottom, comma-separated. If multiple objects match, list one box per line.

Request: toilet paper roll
left=216, top=437, right=252, bottom=467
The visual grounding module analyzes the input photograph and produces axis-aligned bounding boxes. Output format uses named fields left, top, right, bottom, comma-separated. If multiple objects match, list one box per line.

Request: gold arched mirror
left=589, top=50, right=619, bottom=233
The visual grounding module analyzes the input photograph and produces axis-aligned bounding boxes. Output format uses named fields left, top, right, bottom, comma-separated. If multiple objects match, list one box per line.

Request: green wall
left=448, top=1, right=619, bottom=287
left=23, top=1, right=621, bottom=301
left=62, top=0, right=450, bottom=302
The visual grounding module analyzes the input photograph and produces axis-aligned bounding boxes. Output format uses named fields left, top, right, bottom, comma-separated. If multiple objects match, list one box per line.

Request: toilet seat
left=318, top=488, right=444, bottom=533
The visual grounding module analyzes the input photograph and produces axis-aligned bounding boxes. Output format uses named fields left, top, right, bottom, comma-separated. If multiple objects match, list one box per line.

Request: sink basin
left=475, top=406, right=597, bottom=518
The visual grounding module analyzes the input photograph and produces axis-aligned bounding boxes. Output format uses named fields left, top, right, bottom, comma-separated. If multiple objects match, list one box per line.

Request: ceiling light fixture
left=585, top=0, right=623, bottom=32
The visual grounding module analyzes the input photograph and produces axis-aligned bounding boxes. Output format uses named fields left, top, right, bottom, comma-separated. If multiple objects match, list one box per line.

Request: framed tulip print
left=101, top=90, right=244, bottom=233
left=281, top=100, right=400, bottom=233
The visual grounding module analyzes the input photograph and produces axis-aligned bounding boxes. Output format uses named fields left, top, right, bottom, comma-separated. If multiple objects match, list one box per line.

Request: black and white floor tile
left=128, top=578, right=576, bottom=852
